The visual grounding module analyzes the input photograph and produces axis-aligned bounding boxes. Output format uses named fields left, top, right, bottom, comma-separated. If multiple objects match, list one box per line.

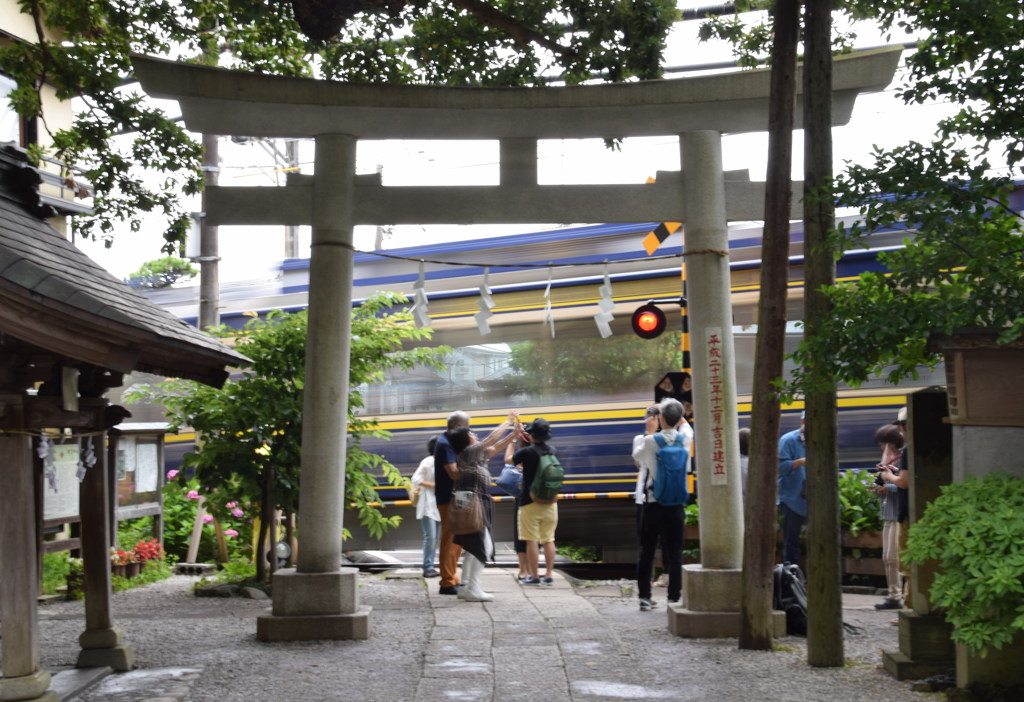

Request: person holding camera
left=871, top=422, right=905, bottom=610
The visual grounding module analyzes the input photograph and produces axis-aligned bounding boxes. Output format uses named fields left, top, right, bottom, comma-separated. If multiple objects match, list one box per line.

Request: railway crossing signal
left=631, top=303, right=666, bottom=339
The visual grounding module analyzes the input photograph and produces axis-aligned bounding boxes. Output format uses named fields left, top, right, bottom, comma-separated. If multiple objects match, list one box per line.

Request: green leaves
left=905, top=472, right=1024, bottom=656
left=837, top=469, right=882, bottom=537
left=3, top=0, right=677, bottom=246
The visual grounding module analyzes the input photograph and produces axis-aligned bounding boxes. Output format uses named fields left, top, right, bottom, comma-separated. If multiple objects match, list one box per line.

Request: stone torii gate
left=133, top=47, right=899, bottom=641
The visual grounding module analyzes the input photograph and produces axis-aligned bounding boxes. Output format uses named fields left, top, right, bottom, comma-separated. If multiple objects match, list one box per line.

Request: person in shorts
left=513, top=418, right=558, bottom=585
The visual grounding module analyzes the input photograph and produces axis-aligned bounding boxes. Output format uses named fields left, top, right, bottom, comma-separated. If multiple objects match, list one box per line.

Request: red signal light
left=631, top=303, right=666, bottom=339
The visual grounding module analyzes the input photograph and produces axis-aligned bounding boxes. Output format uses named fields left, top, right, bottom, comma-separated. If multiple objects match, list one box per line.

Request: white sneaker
left=458, top=587, right=494, bottom=602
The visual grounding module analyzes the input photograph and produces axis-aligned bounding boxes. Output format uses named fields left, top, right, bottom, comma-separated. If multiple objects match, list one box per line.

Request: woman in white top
left=411, top=436, right=442, bottom=578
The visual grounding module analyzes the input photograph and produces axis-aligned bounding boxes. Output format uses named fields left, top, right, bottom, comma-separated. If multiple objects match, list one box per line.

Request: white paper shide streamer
left=542, top=268, right=555, bottom=338
left=475, top=267, right=495, bottom=335
left=77, top=436, right=96, bottom=482
left=409, top=261, right=431, bottom=328
left=595, top=263, right=615, bottom=338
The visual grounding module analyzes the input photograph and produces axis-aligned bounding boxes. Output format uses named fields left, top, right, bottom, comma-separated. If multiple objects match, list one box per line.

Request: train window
left=356, top=331, right=683, bottom=415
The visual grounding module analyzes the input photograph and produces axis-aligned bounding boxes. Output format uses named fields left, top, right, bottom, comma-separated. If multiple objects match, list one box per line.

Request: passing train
left=145, top=215, right=943, bottom=559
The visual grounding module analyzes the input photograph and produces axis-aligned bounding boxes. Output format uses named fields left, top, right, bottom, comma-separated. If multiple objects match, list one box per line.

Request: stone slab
left=255, top=605, right=371, bottom=641
left=667, top=606, right=786, bottom=638
left=881, top=649, right=952, bottom=682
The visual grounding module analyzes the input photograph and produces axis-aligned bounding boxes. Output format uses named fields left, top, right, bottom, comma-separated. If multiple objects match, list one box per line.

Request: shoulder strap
left=653, top=433, right=666, bottom=448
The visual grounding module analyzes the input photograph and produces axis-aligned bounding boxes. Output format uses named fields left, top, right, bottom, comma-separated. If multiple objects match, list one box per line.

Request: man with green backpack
left=514, top=418, right=564, bottom=585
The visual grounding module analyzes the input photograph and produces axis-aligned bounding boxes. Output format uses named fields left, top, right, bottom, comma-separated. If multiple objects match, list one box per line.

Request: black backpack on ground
left=773, top=563, right=809, bottom=636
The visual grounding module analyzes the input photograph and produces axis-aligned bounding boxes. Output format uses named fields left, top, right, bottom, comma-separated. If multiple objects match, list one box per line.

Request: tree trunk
left=803, top=0, right=844, bottom=667
left=738, top=0, right=800, bottom=651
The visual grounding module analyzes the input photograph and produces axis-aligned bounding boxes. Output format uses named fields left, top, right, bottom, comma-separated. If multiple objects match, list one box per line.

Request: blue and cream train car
left=146, top=216, right=942, bottom=558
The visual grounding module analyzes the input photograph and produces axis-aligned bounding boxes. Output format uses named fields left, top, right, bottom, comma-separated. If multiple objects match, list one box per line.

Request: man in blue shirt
left=777, top=412, right=807, bottom=566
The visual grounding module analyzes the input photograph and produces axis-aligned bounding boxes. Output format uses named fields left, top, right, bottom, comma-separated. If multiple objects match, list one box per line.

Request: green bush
left=905, top=471, right=1024, bottom=656
left=41, top=552, right=71, bottom=595
left=838, top=469, right=882, bottom=537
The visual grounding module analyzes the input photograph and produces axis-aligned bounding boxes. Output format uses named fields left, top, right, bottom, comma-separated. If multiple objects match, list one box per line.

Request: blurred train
left=143, top=215, right=944, bottom=559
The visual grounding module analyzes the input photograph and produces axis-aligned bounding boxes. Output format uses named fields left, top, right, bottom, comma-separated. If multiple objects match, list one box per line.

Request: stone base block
left=668, top=606, right=786, bottom=638
left=899, top=610, right=954, bottom=662
left=682, top=565, right=742, bottom=612
left=256, top=606, right=372, bottom=642
left=0, top=671, right=52, bottom=701
left=882, top=649, right=952, bottom=681
left=956, top=633, right=1024, bottom=688
left=76, top=644, right=135, bottom=672
left=271, top=567, right=359, bottom=616
left=79, top=626, right=125, bottom=650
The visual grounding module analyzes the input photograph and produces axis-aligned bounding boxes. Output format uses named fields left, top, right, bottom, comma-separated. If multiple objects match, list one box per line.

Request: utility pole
left=284, top=139, right=300, bottom=259
left=197, top=133, right=220, bottom=332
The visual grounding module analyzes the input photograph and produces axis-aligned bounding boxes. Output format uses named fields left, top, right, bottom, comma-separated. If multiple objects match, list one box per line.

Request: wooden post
left=79, top=431, right=114, bottom=634
left=0, top=409, right=44, bottom=680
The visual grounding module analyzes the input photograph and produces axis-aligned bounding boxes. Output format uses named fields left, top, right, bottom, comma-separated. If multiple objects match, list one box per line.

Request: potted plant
left=132, top=538, right=166, bottom=575
left=838, top=469, right=883, bottom=576
left=905, top=471, right=1024, bottom=681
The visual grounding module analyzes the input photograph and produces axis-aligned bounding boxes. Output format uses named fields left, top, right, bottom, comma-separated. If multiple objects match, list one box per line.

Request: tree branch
left=449, top=0, right=577, bottom=58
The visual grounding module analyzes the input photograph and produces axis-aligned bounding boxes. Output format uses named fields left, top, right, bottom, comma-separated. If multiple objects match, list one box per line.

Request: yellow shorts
left=518, top=502, right=558, bottom=544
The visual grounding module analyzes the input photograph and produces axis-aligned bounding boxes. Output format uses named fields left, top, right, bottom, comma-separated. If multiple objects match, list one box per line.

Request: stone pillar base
left=0, top=671, right=58, bottom=702
left=881, top=610, right=954, bottom=681
left=76, top=644, right=135, bottom=672
left=256, top=567, right=371, bottom=641
left=75, top=626, right=135, bottom=671
left=668, top=605, right=786, bottom=638
left=682, top=564, right=741, bottom=611
left=669, top=565, right=784, bottom=638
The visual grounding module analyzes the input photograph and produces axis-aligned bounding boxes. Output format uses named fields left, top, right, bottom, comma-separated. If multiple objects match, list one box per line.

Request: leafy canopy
left=0, top=0, right=677, bottom=250
left=127, top=291, right=448, bottom=545
left=128, top=256, right=198, bottom=288
left=698, top=2, right=1024, bottom=393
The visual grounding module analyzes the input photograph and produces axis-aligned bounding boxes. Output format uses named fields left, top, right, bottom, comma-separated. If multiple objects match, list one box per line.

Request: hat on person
left=525, top=418, right=552, bottom=441
left=896, top=407, right=907, bottom=424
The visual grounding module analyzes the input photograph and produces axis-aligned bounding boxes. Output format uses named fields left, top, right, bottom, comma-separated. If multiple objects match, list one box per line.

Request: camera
left=871, top=464, right=899, bottom=486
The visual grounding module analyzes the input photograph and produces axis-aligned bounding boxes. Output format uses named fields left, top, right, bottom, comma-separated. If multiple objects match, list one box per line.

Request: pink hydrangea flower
left=231, top=507, right=244, bottom=518
left=166, top=469, right=179, bottom=479
left=224, top=529, right=238, bottom=538
left=187, top=490, right=200, bottom=499
left=202, top=514, right=214, bottom=524
left=226, top=501, right=237, bottom=509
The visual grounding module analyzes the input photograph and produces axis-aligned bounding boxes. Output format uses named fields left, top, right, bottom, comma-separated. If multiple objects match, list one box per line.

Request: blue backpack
left=651, top=433, right=689, bottom=506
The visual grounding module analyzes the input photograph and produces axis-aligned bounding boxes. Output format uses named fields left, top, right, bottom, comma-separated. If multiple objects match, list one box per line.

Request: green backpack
left=529, top=448, right=564, bottom=504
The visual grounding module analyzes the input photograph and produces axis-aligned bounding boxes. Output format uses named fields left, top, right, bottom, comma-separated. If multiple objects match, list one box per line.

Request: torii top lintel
left=132, top=47, right=900, bottom=141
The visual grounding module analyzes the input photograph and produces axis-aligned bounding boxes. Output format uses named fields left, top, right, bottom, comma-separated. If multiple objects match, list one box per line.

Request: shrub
left=838, top=469, right=882, bottom=537
left=905, top=471, right=1024, bottom=656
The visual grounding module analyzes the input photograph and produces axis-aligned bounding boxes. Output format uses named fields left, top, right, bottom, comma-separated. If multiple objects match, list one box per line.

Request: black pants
left=636, top=502, right=684, bottom=602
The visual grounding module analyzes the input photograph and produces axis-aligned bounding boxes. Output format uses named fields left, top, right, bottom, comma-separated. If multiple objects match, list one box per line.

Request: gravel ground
left=29, top=572, right=942, bottom=702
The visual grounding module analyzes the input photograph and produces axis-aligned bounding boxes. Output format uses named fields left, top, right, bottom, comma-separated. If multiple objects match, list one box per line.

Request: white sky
left=76, top=9, right=949, bottom=282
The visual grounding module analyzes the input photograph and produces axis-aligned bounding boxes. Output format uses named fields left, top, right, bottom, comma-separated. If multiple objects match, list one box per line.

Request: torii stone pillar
left=256, top=133, right=370, bottom=641
left=131, top=47, right=899, bottom=642
left=670, top=132, right=784, bottom=636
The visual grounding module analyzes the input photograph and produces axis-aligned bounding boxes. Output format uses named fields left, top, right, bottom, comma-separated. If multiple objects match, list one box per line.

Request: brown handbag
left=448, top=489, right=483, bottom=535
